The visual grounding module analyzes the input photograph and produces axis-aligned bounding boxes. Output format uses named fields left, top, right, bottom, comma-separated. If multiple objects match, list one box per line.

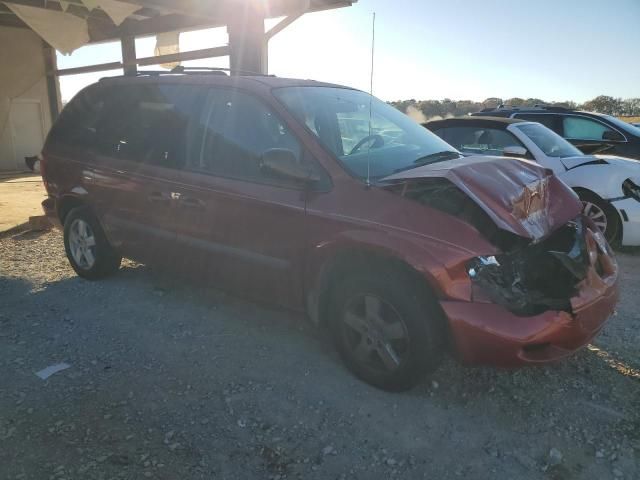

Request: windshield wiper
left=393, top=150, right=461, bottom=173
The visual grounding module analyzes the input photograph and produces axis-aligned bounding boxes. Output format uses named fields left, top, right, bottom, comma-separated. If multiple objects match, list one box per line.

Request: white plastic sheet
left=154, top=31, right=180, bottom=69
left=81, top=0, right=140, bottom=26
left=4, top=3, right=89, bottom=54
left=35, top=362, right=71, bottom=380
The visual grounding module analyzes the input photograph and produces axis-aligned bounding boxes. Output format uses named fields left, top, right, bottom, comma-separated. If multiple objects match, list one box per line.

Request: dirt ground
left=0, top=174, right=46, bottom=233
left=0, top=229, right=638, bottom=480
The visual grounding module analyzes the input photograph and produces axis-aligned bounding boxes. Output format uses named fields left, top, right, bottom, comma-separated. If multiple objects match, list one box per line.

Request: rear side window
left=48, top=84, right=109, bottom=149
left=195, top=89, right=303, bottom=185
left=49, top=83, right=206, bottom=170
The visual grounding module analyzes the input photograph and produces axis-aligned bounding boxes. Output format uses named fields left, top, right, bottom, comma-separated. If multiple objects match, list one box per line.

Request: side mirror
left=260, top=149, right=319, bottom=184
left=602, top=130, right=624, bottom=142
left=503, top=145, right=529, bottom=158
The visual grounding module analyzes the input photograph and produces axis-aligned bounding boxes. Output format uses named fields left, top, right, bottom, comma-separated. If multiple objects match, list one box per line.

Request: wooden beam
left=55, top=61, right=123, bottom=76
left=228, top=7, right=265, bottom=74
left=136, top=45, right=229, bottom=66
left=42, top=42, right=61, bottom=120
left=265, top=12, right=303, bottom=40
left=121, top=35, right=137, bottom=75
left=52, top=46, right=230, bottom=76
left=112, top=0, right=355, bottom=24
left=88, top=14, right=214, bottom=43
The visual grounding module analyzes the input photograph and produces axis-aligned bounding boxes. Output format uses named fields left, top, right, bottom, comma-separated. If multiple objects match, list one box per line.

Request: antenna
left=366, top=12, right=376, bottom=188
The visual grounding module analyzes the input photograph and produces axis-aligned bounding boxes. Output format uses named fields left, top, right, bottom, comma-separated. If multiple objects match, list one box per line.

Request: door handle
left=179, top=196, right=205, bottom=209
left=148, top=191, right=170, bottom=203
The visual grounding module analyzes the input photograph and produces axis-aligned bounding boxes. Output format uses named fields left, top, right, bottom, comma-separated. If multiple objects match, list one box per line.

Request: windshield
left=600, top=114, right=640, bottom=136
left=274, top=86, right=458, bottom=181
left=516, top=123, right=583, bottom=158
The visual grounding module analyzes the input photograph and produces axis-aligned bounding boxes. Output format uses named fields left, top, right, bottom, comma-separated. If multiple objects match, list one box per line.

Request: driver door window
left=196, top=90, right=303, bottom=186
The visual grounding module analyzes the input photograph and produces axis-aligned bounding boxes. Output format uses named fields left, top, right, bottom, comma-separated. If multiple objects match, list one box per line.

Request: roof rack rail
left=490, top=104, right=571, bottom=112
left=170, top=65, right=275, bottom=77
left=101, top=65, right=275, bottom=81
left=535, top=104, right=570, bottom=112
left=496, top=104, right=522, bottom=110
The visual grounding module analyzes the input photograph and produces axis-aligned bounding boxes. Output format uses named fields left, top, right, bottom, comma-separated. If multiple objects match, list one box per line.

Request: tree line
left=390, top=95, right=640, bottom=120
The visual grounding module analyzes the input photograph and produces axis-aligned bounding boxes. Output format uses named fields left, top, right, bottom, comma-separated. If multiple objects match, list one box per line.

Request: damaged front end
left=467, top=216, right=614, bottom=316
left=381, top=156, right=618, bottom=318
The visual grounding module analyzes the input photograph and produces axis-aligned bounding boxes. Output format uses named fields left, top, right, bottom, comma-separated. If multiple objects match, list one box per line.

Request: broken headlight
left=622, top=179, right=640, bottom=201
left=467, top=255, right=500, bottom=279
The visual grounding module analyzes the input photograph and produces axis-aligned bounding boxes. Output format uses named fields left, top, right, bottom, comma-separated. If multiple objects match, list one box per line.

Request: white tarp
left=5, top=3, right=89, bottom=54
left=154, top=31, right=180, bottom=69
left=80, top=0, right=139, bottom=26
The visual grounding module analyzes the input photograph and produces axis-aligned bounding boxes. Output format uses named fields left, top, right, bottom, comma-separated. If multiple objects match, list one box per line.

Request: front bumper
left=441, top=223, right=619, bottom=367
left=611, top=196, right=640, bottom=246
left=441, top=285, right=617, bottom=366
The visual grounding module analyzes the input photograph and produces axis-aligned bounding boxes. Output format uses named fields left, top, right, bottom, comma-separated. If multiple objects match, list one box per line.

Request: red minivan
left=41, top=72, right=618, bottom=390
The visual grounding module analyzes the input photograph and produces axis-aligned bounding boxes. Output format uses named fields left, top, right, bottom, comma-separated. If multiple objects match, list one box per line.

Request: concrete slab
left=0, top=174, right=47, bottom=233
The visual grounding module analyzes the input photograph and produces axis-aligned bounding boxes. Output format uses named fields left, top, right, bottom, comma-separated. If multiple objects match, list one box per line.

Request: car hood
left=381, top=155, right=582, bottom=241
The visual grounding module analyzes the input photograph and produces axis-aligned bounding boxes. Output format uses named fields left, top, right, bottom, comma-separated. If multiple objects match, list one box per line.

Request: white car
left=426, top=116, right=640, bottom=246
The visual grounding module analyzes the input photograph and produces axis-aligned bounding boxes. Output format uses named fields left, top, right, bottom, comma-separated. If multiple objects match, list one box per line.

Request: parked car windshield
left=516, top=123, right=583, bottom=158
left=274, top=86, right=459, bottom=181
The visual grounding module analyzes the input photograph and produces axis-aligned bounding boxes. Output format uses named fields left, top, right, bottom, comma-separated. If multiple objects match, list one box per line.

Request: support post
left=227, top=6, right=266, bottom=74
left=42, top=42, right=60, bottom=121
left=121, top=35, right=137, bottom=76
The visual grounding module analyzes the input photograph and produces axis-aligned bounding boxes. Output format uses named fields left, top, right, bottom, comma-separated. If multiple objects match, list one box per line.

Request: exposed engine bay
left=466, top=218, right=590, bottom=316
left=384, top=178, right=602, bottom=316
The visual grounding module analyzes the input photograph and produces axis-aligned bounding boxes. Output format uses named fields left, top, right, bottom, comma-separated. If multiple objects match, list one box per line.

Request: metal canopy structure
left=0, top=0, right=355, bottom=41
left=1, top=0, right=356, bottom=76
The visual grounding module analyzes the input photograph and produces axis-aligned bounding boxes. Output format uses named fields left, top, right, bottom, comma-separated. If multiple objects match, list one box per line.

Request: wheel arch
left=573, top=187, right=623, bottom=244
left=57, top=194, right=88, bottom=224
left=306, top=246, right=444, bottom=331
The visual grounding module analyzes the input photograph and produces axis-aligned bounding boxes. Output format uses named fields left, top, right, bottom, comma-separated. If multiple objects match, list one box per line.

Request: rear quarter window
left=47, top=84, right=111, bottom=149
left=48, top=82, right=206, bottom=170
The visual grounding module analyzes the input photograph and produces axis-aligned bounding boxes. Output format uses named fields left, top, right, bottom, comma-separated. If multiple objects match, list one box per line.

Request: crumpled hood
left=382, top=155, right=582, bottom=241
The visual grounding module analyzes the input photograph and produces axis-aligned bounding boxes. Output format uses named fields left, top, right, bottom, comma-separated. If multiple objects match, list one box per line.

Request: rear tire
left=578, top=191, right=621, bottom=246
left=63, top=206, right=121, bottom=280
left=329, top=267, right=444, bottom=391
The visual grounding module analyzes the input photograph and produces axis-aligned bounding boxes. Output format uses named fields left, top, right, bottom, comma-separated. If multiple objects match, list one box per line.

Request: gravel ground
left=0, top=229, right=638, bottom=480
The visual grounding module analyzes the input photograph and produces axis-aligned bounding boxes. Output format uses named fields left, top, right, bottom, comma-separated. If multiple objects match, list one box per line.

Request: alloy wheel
left=341, top=294, right=410, bottom=374
left=68, top=218, right=97, bottom=270
left=582, top=201, right=608, bottom=235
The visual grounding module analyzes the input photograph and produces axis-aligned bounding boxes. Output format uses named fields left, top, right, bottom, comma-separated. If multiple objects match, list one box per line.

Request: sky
left=57, top=0, right=640, bottom=103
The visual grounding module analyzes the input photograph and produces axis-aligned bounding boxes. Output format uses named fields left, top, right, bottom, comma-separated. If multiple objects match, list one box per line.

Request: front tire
left=63, top=206, right=121, bottom=280
left=579, top=191, right=621, bottom=246
left=329, top=268, right=444, bottom=391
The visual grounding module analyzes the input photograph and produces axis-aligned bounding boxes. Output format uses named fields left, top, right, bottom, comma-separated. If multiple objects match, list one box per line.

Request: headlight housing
left=622, top=179, right=640, bottom=201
